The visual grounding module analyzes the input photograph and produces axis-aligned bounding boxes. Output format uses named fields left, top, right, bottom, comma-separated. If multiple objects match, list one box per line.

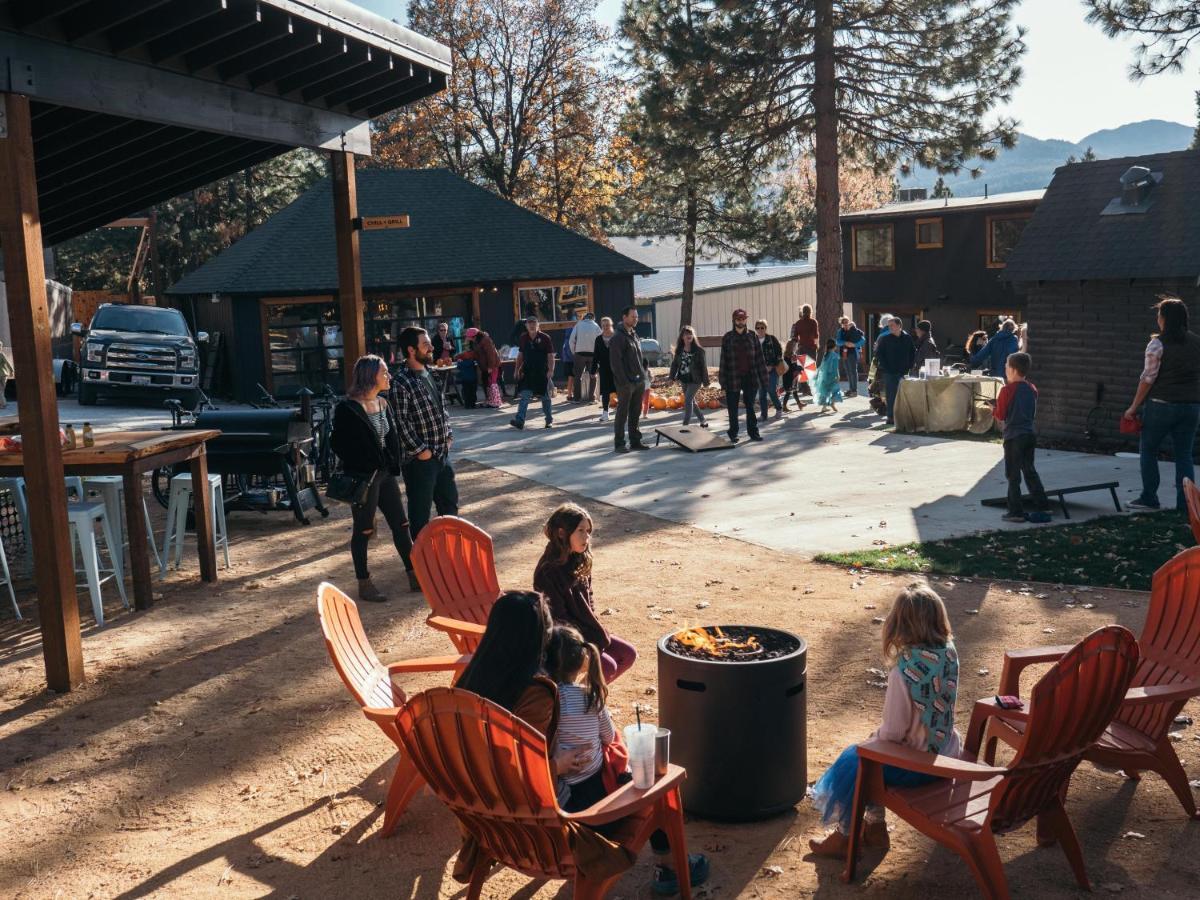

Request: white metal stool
left=163, top=473, right=230, bottom=576
left=1, top=476, right=84, bottom=572
left=82, top=476, right=164, bottom=576
left=66, top=500, right=128, bottom=626
left=0, top=532, right=18, bottom=620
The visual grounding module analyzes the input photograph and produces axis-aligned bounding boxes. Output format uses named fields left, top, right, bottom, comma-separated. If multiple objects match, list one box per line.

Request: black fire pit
left=658, top=625, right=807, bottom=821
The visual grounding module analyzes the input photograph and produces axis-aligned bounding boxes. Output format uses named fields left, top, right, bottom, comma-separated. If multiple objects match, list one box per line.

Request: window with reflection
left=264, top=301, right=343, bottom=395
left=515, top=281, right=592, bottom=326
left=851, top=224, right=894, bottom=270
left=987, top=215, right=1031, bottom=268
left=365, top=292, right=472, bottom=362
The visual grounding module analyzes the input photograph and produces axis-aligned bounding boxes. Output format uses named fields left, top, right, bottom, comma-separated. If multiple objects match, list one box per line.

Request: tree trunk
left=680, top=182, right=698, bottom=333
left=812, top=0, right=843, bottom=353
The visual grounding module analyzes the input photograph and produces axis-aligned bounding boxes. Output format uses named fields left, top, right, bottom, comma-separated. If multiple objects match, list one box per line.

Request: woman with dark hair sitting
left=330, top=354, right=419, bottom=602
left=1125, top=295, right=1200, bottom=511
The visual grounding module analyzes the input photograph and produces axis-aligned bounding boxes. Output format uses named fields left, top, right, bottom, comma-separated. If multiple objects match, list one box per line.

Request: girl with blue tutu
left=813, top=338, right=844, bottom=412
left=809, top=583, right=961, bottom=858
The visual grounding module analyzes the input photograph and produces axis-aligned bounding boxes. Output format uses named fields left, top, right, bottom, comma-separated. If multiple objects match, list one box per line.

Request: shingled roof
left=167, top=168, right=652, bottom=295
left=1003, top=149, right=1200, bottom=282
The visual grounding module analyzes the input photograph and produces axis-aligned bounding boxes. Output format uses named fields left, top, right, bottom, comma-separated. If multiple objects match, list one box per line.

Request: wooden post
left=0, top=93, right=84, bottom=691
left=331, top=151, right=365, bottom=385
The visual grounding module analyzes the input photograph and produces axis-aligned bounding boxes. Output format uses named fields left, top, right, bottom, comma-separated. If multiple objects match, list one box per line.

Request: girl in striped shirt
left=545, top=624, right=616, bottom=810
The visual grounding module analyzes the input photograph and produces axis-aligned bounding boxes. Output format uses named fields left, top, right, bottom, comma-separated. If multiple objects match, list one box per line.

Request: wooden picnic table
left=0, top=428, right=221, bottom=611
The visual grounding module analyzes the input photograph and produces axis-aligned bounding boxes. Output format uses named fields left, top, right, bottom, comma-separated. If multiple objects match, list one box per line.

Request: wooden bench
left=980, top=481, right=1121, bottom=519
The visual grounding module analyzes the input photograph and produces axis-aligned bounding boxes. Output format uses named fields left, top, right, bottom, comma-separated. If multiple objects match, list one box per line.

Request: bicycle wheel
left=151, top=466, right=173, bottom=508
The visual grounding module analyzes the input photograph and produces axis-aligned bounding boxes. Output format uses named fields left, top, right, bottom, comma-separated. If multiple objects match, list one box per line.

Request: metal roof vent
left=1101, top=165, right=1162, bottom=216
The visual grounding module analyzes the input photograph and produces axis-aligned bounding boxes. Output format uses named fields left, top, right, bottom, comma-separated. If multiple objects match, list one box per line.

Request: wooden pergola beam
left=0, top=92, right=83, bottom=691
left=331, top=150, right=365, bottom=383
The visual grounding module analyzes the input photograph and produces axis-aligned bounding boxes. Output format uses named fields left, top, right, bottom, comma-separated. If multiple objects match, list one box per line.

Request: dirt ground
left=1, top=460, right=1198, bottom=899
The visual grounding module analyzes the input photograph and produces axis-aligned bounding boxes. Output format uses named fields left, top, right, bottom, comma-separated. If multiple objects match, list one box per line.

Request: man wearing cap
left=510, top=316, right=556, bottom=430
left=569, top=311, right=602, bottom=403
left=718, top=308, right=769, bottom=443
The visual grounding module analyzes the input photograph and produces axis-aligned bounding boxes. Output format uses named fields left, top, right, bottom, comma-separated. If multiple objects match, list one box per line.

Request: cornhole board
left=980, top=482, right=1121, bottom=519
left=654, top=425, right=736, bottom=452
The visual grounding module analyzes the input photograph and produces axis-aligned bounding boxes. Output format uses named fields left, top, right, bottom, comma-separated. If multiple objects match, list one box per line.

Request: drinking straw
left=635, top=703, right=642, bottom=730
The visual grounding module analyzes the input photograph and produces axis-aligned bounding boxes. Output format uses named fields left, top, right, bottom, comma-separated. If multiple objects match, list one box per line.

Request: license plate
left=131, top=375, right=151, bottom=385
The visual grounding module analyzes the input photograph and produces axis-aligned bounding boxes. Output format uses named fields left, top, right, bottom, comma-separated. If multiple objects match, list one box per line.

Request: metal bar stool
left=82, top=475, right=164, bottom=576
left=163, top=472, right=229, bottom=576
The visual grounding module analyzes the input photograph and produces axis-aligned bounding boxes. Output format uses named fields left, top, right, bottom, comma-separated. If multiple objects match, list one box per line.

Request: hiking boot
left=615, top=444, right=631, bottom=453
left=357, top=578, right=388, bottom=603
left=631, top=442, right=651, bottom=451
left=749, top=433, right=763, bottom=442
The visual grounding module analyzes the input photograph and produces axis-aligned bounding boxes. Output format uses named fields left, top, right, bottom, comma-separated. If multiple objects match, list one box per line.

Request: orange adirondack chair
left=316, top=582, right=469, bottom=837
left=989, top=546, right=1200, bottom=819
left=1184, top=478, right=1200, bottom=544
left=844, top=626, right=1140, bottom=900
left=410, top=516, right=501, bottom=654
left=396, top=687, right=694, bottom=900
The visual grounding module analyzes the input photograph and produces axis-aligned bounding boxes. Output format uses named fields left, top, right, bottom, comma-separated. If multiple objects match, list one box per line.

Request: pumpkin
left=610, top=393, right=618, bottom=404
left=650, top=394, right=668, bottom=410
left=708, top=399, right=722, bottom=410
left=672, top=396, right=685, bottom=409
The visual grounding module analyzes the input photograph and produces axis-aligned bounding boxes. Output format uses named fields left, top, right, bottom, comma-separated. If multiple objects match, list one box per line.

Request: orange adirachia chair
left=990, top=546, right=1200, bottom=819
left=316, top=582, right=469, bottom=836
left=844, top=625, right=1140, bottom=899
left=410, top=515, right=501, bottom=653
left=396, top=687, right=694, bottom=900
left=1184, top=478, right=1200, bottom=544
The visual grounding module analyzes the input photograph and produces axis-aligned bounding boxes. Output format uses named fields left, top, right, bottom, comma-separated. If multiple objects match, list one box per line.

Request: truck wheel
left=78, top=383, right=98, bottom=406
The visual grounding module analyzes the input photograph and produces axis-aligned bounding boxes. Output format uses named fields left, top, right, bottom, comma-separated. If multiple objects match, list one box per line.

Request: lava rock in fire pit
left=666, top=625, right=799, bottom=662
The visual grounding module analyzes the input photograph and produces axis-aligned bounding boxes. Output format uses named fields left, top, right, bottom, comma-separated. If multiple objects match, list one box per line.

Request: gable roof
left=638, top=265, right=815, bottom=302
left=167, top=168, right=652, bottom=295
left=1003, top=149, right=1200, bottom=282
left=840, top=189, right=1044, bottom=222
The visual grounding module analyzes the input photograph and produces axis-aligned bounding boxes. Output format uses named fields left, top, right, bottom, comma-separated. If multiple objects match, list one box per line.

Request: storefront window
left=365, top=292, right=472, bottom=363
left=515, top=281, right=592, bottom=326
left=264, top=301, right=343, bottom=395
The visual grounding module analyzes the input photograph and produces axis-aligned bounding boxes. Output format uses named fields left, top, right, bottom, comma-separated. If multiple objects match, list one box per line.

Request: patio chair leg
left=379, top=757, right=423, bottom=838
left=963, top=835, right=1011, bottom=900
left=1040, top=800, right=1090, bottom=890
left=841, top=759, right=871, bottom=884
left=660, top=787, right=692, bottom=900
left=465, top=855, right=492, bottom=900
left=1153, top=740, right=1200, bottom=819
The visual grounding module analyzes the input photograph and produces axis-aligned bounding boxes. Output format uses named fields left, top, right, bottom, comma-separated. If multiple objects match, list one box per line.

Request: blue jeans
left=515, top=387, right=552, bottom=425
left=883, top=373, right=903, bottom=423
left=1138, top=400, right=1200, bottom=510
left=759, top=369, right=781, bottom=417
left=844, top=351, right=859, bottom=393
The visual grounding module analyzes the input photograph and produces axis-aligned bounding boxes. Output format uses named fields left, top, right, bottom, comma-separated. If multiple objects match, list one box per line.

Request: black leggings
left=350, top=472, right=414, bottom=580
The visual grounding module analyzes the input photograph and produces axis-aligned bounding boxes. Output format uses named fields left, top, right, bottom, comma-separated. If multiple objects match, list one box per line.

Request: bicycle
left=308, top=384, right=340, bottom=485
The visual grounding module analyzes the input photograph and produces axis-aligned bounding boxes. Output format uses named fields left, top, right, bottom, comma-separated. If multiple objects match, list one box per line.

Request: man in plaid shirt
left=718, top=308, right=769, bottom=443
left=392, top=326, right=459, bottom=539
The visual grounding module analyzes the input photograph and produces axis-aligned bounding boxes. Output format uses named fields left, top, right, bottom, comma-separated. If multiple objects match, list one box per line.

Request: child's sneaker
left=1002, top=512, right=1027, bottom=523
left=1027, top=511, right=1052, bottom=523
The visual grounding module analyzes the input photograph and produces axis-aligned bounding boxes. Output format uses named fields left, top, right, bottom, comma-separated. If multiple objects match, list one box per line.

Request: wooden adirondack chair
left=316, top=582, right=469, bottom=837
left=396, top=687, right=693, bottom=900
left=410, top=516, right=501, bottom=654
left=989, top=546, right=1200, bottom=819
left=1184, top=478, right=1200, bottom=544
left=844, top=626, right=1140, bottom=900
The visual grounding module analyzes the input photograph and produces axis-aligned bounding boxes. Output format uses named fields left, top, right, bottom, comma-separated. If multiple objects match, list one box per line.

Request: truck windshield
left=91, top=306, right=190, bottom=337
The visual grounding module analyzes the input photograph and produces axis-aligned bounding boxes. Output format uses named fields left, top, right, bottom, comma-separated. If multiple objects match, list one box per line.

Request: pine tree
left=1086, top=2, right=1200, bottom=77
left=661, top=1, right=1025, bottom=339
left=619, top=1, right=788, bottom=329
left=932, top=177, right=954, bottom=199
left=1193, top=90, right=1200, bottom=150
left=1065, top=146, right=1098, bottom=164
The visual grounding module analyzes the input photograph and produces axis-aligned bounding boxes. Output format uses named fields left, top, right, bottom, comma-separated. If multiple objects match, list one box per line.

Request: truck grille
left=106, top=343, right=177, bottom=371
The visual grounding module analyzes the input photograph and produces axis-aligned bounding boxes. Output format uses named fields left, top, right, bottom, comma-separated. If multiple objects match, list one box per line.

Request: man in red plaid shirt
left=718, top=308, right=769, bottom=443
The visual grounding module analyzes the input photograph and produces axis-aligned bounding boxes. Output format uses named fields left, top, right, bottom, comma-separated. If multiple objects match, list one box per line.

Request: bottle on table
left=64, top=423, right=77, bottom=450
left=82, top=422, right=94, bottom=447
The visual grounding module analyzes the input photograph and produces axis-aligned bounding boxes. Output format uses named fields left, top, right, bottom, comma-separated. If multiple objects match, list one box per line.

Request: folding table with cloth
left=893, top=374, right=1004, bottom=434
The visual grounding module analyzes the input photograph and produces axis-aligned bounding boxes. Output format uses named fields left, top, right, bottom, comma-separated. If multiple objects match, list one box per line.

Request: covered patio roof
left=1, top=0, right=450, bottom=243
left=0, top=0, right=448, bottom=692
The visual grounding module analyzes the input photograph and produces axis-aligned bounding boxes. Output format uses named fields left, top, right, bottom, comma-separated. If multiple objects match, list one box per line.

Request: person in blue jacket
left=970, top=319, right=1020, bottom=379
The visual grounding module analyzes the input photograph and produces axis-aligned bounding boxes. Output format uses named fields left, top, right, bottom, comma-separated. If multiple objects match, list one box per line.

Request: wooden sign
left=354, top=215, right=410, bottom=231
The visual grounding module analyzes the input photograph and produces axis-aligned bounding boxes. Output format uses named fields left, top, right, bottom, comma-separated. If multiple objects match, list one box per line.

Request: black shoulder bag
left=325, top=402, right=381, bottom=505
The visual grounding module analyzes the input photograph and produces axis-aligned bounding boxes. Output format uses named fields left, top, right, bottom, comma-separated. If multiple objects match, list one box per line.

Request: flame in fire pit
left=674, top=626, right=762, bottom=659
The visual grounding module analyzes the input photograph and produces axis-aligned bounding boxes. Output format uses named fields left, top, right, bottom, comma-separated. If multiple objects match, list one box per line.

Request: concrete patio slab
left=451, top=394, right=1168, bottom=557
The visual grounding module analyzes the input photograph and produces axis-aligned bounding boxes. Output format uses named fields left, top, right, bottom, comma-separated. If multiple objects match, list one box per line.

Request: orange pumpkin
left=709, top=399, right=722, bottom=410
left=650, top=394, right=668, bottom=410
left=670, top=396, right=684, bottom=409
left=610, top=392, right=618, bottom=404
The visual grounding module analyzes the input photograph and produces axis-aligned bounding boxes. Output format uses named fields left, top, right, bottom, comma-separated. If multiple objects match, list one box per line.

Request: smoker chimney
left=1120, top=165, right=1155, bottom=206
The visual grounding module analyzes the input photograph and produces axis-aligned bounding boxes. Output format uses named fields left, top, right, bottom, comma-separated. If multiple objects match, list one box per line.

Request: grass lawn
left=816, top=510, right=1193, bottom=591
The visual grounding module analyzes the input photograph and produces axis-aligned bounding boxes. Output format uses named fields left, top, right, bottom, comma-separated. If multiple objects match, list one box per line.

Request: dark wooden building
left=840, top=190, right=1043, bottom=354
left=167, top=168, right=652, bottom=399
left=1003, top=149, right=1200, bottom=445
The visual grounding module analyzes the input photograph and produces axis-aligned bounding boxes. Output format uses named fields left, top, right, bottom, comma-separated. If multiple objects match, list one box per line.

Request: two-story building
left=840, top=190, right=1043, bottom=357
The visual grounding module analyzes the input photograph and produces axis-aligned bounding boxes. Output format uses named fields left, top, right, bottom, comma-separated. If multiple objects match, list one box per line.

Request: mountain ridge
left=898, top=119, right=1194, bottom=197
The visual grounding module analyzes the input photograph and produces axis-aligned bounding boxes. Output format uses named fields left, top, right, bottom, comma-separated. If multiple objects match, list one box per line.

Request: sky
left=358, top=0, right=1196, bottom=143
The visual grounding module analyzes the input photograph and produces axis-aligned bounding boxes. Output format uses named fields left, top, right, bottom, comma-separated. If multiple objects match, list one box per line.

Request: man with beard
left=392, top=325, right=459, bottom=539
left=718, top=308, right=769, bottom=443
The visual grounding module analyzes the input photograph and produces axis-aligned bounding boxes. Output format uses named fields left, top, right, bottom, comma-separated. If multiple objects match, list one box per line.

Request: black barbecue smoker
left=657, top=625, right=807, bottom=821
